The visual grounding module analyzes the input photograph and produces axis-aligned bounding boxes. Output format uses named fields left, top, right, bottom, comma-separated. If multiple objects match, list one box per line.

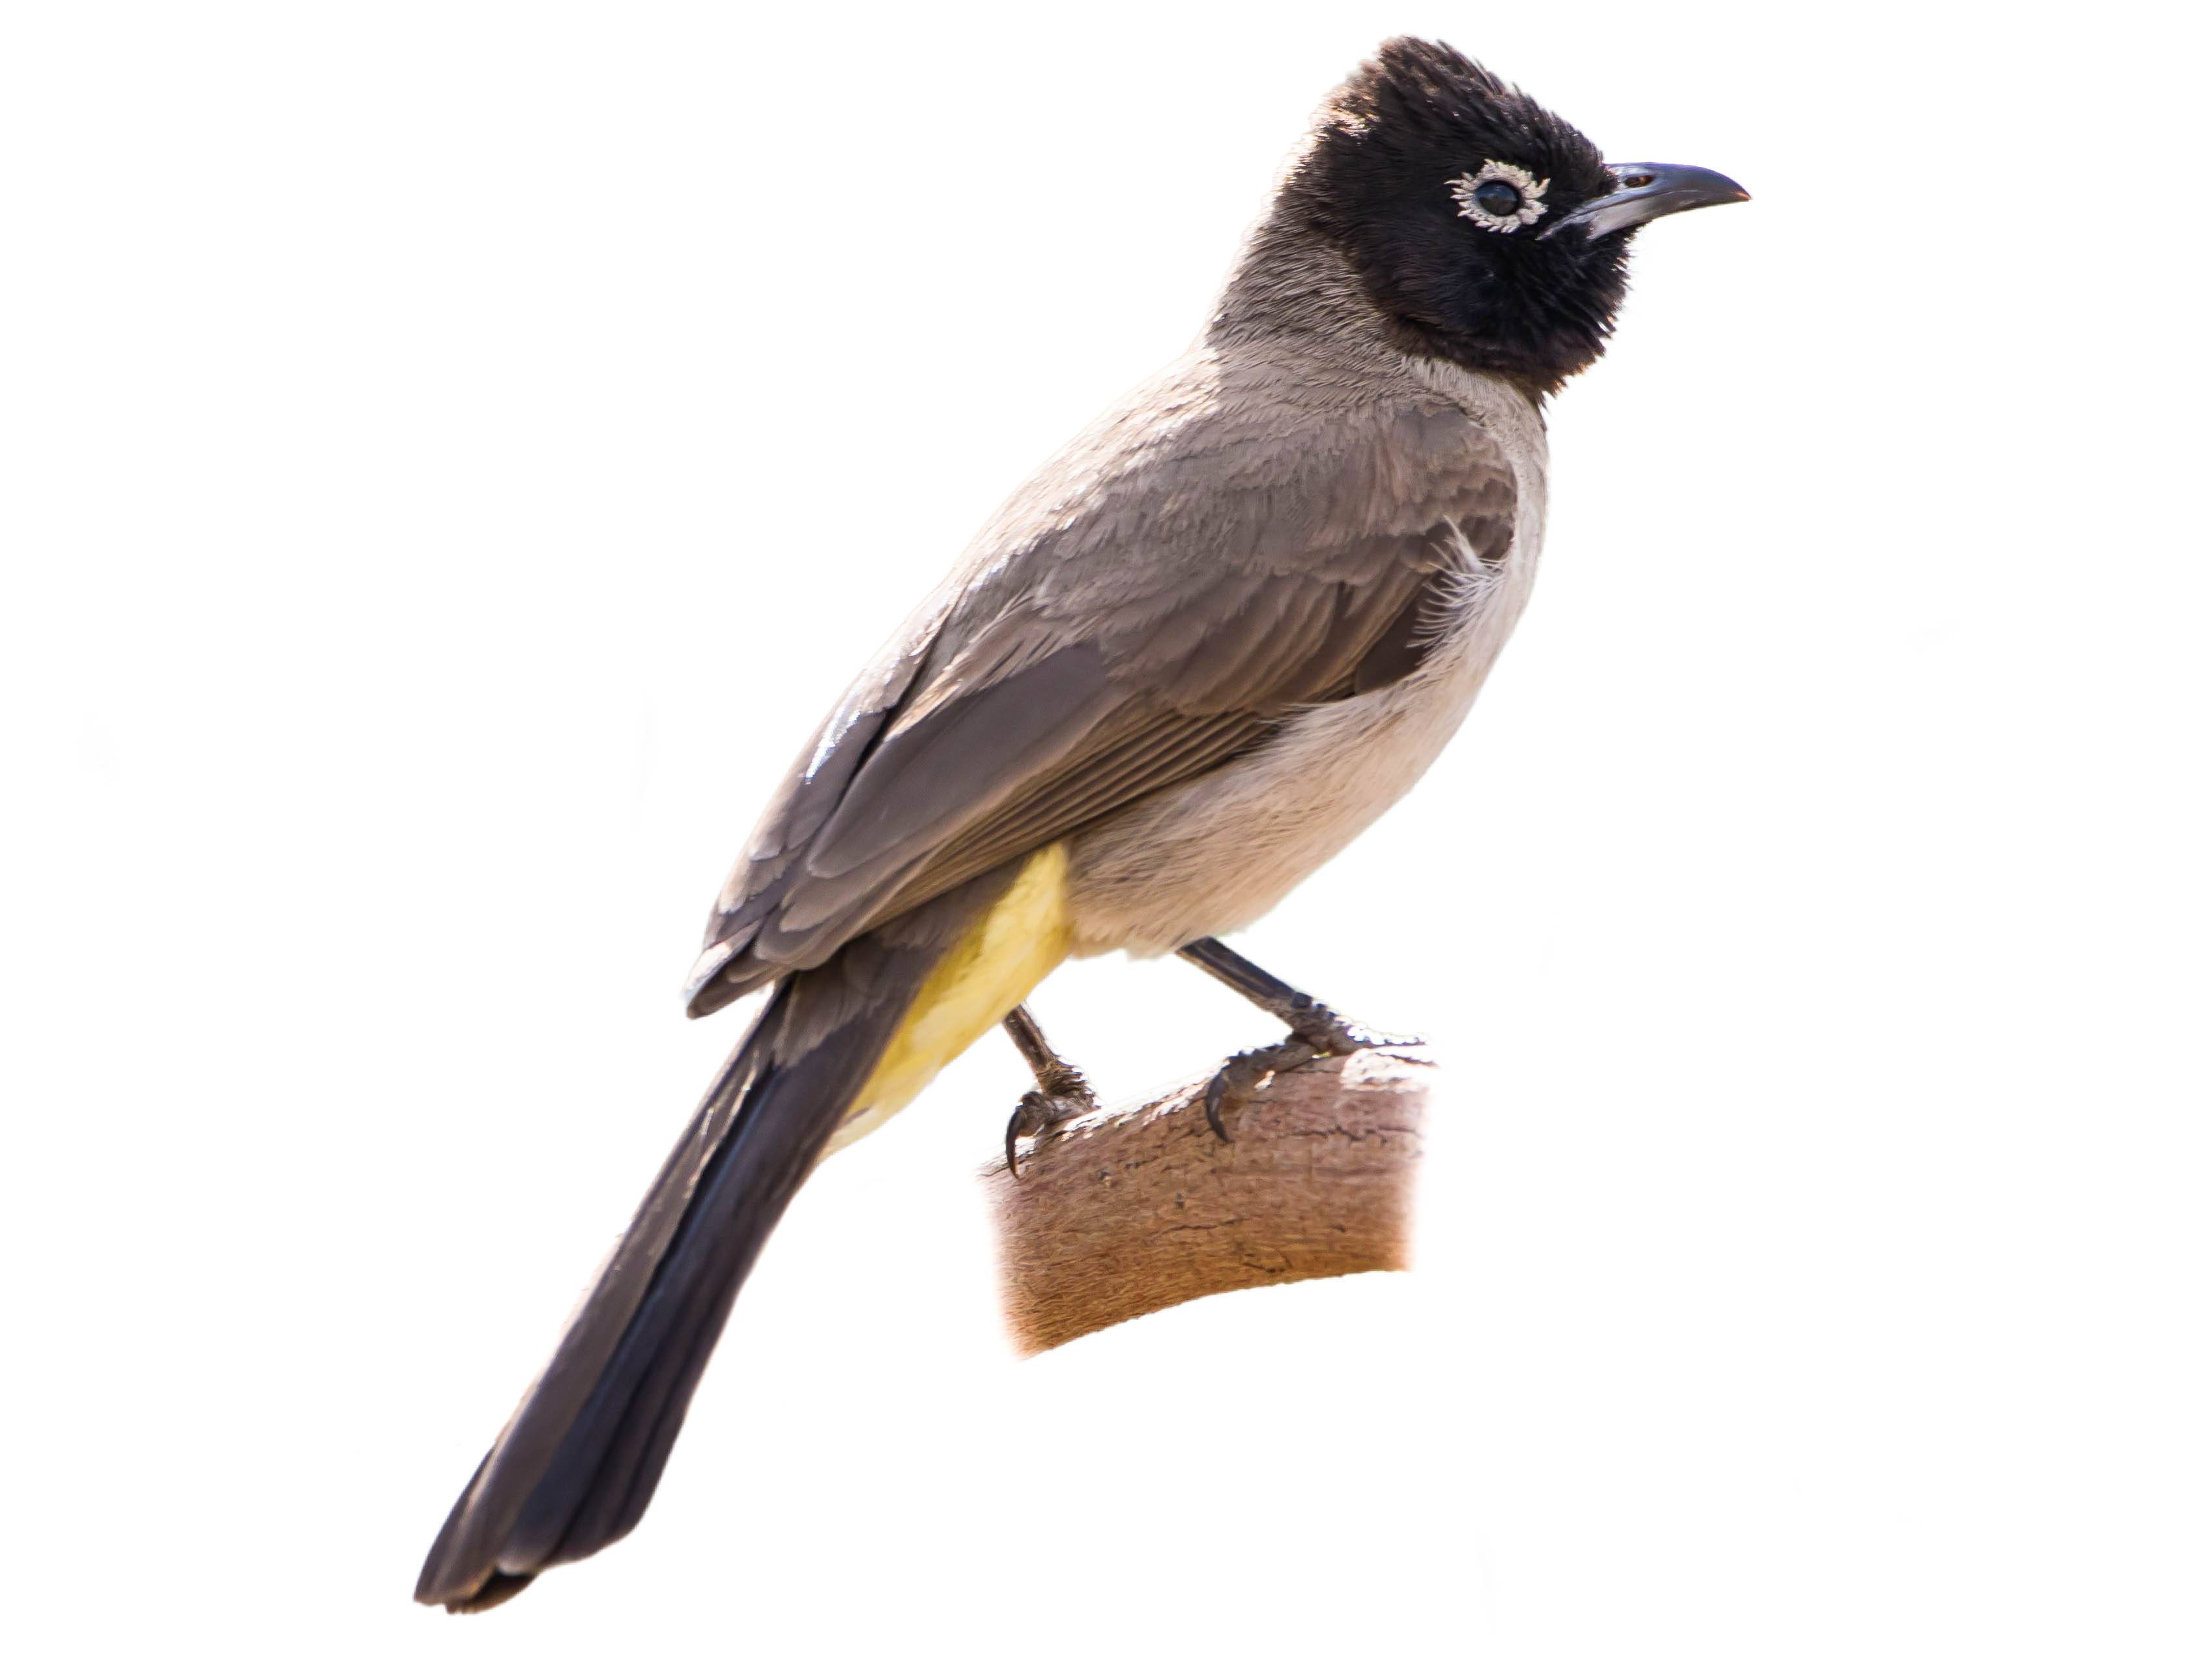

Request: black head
left=1280, top=39, right=1746, bottom=396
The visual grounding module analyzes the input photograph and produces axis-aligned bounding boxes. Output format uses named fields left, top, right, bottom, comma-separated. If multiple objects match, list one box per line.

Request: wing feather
left=685, top=370, right=1517, bottom=1017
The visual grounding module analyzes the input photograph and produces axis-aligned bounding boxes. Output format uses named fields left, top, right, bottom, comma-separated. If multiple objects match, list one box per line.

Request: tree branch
left=984, top=1050, right=1432, bottom=1355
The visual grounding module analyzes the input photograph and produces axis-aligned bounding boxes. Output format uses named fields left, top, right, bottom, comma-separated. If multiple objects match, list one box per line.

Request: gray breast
left=1067, top=372, right=1549, bottom=957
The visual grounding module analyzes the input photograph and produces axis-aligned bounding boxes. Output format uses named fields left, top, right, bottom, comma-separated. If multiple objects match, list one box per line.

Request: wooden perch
left=984, top=1049, right=1432, bottom=1355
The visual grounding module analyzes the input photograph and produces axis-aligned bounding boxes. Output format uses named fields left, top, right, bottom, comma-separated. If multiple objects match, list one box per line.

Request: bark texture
left=985, top=1050, right=1431, bottom=1355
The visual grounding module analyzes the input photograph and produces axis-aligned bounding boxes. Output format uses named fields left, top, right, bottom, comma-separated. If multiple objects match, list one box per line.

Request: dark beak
left=1540, top=162, right=1749, bottom=240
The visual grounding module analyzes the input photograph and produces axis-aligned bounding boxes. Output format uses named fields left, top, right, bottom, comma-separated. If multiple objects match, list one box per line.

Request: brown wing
left=685, top=383, right=1517, bottom=1017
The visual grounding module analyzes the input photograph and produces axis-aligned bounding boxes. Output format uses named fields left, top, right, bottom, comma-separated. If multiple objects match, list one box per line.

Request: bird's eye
left=1472, top=180, right=1522, bottom=218
left=1449, top=160, right=1550, bottom=234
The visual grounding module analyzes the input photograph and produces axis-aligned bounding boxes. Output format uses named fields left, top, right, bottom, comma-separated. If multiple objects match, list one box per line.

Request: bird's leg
left=1175, top=936, right=1420, bottom=1140
left=1000, top=1004, right=1099, bottom=1177
left=1177, top=936, right=1415, bottom=1051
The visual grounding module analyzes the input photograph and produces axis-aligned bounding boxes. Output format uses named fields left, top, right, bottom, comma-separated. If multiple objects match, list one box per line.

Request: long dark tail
left=414, top=874, right=1007, bottom=1612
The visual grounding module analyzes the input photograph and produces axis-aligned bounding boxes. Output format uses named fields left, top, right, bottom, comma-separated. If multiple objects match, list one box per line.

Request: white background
left=3, top=3, right=2205, bottom=1654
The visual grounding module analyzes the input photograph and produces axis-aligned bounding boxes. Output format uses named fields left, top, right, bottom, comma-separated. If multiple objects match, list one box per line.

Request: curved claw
left=1004, top=1090, right=1046, bottom=1177
left=1200, top=1031, right=1345, bottom=1145
left=1203, top=1071, right=1233, bottom=1142
left=1004, top=1085, right=1093, bottom=1177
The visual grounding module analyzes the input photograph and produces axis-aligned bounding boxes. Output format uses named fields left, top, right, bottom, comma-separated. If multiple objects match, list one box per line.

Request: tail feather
left=415, top=871, right=1014, bottom=1613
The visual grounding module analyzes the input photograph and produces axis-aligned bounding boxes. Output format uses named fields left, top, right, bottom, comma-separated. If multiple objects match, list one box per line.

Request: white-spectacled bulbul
left=417, top=37, right=1747, bottom=1611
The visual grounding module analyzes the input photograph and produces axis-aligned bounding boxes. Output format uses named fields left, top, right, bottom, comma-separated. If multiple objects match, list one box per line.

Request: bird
left=416, top=36, right=1747, bottom=1612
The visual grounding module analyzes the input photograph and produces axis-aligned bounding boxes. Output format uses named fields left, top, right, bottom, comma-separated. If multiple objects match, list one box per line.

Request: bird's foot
left=1201, top=1001, right=1420, bottom=1142
left=1280, top=994, right=1420, bottom=1060
left=1003, top=1063, right=1098, bottom=1177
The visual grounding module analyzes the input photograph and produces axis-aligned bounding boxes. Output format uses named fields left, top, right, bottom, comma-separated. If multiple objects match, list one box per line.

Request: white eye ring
left=1449, top=160, right=1550, bottom=233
